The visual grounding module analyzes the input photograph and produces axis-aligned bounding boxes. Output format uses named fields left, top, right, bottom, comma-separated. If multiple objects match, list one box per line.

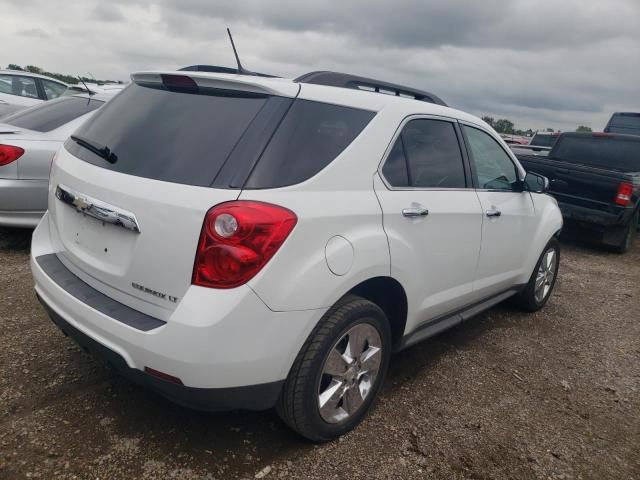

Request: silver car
left=0, top=90, right=122, bottom=227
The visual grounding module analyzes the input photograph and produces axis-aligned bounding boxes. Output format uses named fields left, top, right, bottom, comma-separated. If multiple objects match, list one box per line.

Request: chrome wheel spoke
left=323, top=348, right=349, bottom=377
left=343, top=386, right=364, bottom=414
left=345, top=329, right=367, bottom=360
left=319, top=379, right=345, bottom=410
left=360, top=346, right=381, bottom=373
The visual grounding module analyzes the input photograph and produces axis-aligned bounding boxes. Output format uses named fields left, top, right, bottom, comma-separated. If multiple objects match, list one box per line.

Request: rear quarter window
left=244, top=100, right=375, bottom=188
left=3, top=96, right=103, bottom=132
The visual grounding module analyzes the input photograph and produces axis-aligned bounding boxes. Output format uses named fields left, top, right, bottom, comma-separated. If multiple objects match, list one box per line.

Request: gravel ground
left=0, top=227, right=638, bottom=480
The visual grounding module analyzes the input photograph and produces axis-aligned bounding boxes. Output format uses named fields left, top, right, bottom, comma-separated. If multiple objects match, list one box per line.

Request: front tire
left=276, top=294, right=391, bottom=442
left=513, top=237, right=560, bottom=312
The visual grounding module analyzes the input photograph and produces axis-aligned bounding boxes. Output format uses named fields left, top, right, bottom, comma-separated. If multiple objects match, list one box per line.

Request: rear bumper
left=31, top=213, right=325, bottom=410
left=0, top=178, right=47, bottom=227
left=558, top=201, right=633, bottom=230
left=38, top=295, right=284, bottom=411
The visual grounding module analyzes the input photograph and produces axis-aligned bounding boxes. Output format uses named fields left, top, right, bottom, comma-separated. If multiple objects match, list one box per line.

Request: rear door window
left=244, top=100, right=375, bottom=188
left=381, top=118, right=467, bottom=188
left=0, top=74, right=39, bottom=99
left=3, top=96, right=104, bottom=132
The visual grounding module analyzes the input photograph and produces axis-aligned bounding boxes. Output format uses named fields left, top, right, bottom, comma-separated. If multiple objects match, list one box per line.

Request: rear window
left=3, top=96, right=104, bottom=132
left=607, top=113, right=640, bottom=135
left=67, top=82, right=375, bottom=189
left=67, top=83, right=271, bottom=187
left=552, top=135, right=640, bottom=172
left=529, top=134, right=558, bottom=148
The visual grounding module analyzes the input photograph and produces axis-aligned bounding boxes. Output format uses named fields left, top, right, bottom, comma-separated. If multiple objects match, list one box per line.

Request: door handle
left=402, top=207, right=429, bottom=218
left=555, top=168, right=569, bottom=174
left=485, top=207, right=502, bottom=217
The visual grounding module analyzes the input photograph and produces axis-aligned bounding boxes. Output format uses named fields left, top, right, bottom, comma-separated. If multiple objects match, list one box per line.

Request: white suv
left=31, top=70, right=563, bottom=441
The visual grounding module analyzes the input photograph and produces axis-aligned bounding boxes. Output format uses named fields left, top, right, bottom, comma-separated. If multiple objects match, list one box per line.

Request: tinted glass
left=607, top=113, right=640, bottom=134
left=552, top=135, right=640, bottom=172
left=3, top=96, right=104, bottom=132
left=0, top=74, right=38, bottom=99
left=0, top=77, right=12, bottom=94
left=382, top=119, right=466, bottom=188
left=464, top=126, right=518, bottom=190
left=67, top=84, right=270, bottom=187
left=529, top=134, right=557, bottom=147
left=381, top=137, right=409, bottom=186
left=245, top=100, right=375, bottom=188
left=42, top=80, right=67, bottom=100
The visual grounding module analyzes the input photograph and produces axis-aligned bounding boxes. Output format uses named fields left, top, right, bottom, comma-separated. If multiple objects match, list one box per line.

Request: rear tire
left=276, top=294, right=391, bottom=442
left=512, top=237, right=560, bottom=312
left=612, top=209, right=638, bottom=254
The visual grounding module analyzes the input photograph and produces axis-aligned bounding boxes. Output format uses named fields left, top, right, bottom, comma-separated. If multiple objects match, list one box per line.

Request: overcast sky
left=2, top=0, right=639, bottom=131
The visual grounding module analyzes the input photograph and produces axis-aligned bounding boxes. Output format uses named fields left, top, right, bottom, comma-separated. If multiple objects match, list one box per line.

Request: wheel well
left=347, top=277, right=407, bottom=350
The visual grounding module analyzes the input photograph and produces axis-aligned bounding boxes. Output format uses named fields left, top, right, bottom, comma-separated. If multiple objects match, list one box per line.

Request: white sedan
left=0, top=70, right=68, bottom=117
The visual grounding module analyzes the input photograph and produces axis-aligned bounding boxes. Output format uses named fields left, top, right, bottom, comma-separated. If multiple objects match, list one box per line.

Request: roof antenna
left=77, top=75, right=94, bottom=104
left=227, top=27, right=253, bottom=75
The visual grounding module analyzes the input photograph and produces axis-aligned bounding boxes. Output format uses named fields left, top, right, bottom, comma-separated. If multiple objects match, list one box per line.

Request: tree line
left=5, top=64, right=122, bottom=86
left=481, top=116, right=592, bottom=134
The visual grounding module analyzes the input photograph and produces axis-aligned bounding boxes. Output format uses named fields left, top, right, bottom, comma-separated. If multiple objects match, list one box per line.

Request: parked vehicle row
left=25, top=68, right=563, bottom=441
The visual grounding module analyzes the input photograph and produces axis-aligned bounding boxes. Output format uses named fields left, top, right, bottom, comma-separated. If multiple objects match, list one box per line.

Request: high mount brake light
left=0, top=144, right=25, bottom=166
left=192, top=201, right=297, bottom=289
left=160, top=74, right=199, bottom=93
left=615, top=182, right=634, bottom=206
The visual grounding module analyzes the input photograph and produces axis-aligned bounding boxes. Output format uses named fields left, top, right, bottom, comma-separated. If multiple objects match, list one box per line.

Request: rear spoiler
left=131, top=72, right=299, bottom=98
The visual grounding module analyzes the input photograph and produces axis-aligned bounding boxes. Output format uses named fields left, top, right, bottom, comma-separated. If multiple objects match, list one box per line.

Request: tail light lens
left=192, top=201, right=297, bottom=289
left=0, top=144, right=25, bottom=166
left=615, top=182, right=634, bottom=206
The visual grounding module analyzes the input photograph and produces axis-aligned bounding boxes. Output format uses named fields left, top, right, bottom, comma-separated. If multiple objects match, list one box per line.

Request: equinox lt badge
left=132, top=282, right=178, bottom=303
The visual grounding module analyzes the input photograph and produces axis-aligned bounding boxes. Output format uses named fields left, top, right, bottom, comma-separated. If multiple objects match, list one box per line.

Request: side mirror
left=523, top=171, right=549, bottom=193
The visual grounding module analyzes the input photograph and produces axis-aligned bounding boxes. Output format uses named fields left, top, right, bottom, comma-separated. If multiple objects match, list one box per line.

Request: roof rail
left=294, top=71, right=447, bottom=107
left=178, top=65, right=278, bottom=78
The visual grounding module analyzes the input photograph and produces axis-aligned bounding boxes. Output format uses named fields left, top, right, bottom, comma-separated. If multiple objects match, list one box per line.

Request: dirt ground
left=0, top=227, right=638, bottom=480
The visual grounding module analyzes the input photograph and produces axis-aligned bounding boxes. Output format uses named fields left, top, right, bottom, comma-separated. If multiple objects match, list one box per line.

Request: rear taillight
left=615, top=182, right=634, bottom=206
left=0, top=144, right=25, bottom=166
left=192, top=201, right=297, bottom=289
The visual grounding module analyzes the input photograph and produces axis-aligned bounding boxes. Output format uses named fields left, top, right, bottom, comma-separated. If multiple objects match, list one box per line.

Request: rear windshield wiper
left=70, top=135, right=118, bottom=164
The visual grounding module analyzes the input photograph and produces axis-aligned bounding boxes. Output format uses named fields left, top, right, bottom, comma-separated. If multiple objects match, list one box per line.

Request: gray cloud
left=1, top=0, right=639, bottom=131
left=91, top=4, right=125, bottom=23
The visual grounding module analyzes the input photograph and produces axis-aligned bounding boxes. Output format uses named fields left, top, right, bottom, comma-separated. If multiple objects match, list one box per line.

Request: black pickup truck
left=516, top=132, right=640, bottom=253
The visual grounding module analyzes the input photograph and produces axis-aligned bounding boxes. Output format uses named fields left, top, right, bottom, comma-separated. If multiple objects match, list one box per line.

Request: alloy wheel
left=317, top=323, right=382, bottom=424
